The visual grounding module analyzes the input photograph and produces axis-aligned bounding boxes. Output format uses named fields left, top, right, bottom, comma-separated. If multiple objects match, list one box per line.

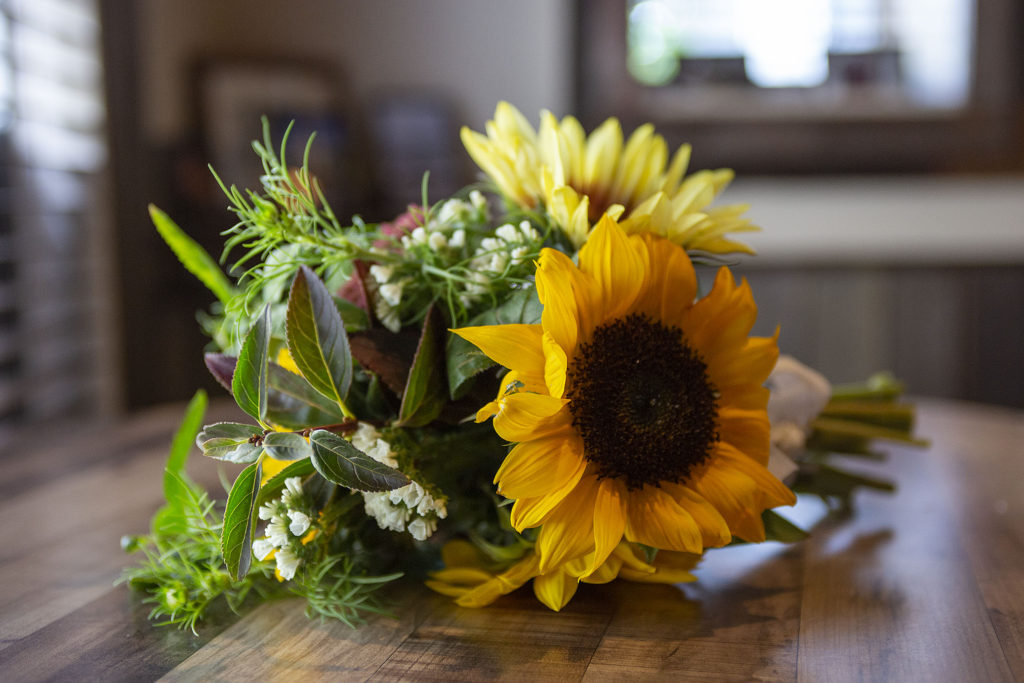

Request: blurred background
left=2, top=0, right=1023, bottom=438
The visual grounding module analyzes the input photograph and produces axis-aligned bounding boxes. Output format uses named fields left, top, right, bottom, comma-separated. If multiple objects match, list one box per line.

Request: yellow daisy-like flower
left=461, top=102, right=757, bottom=253
left=453, top=216, right=795, bottom=577
left=426, top=539, right=699, bottom=611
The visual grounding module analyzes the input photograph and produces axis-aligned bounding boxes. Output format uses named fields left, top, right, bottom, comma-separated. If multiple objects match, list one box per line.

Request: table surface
left=0, top=398, right=1021, bottom=681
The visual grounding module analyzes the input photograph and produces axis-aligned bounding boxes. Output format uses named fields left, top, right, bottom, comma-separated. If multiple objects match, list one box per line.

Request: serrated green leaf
left=162, top=390, right=207, bottom=505
left=262, top=431, right=313, bottom=461
left=309, top=429, right=409, bottom=492
left=255, top=458, right=316, bottom=508
left=196, top=422, right=264, bottom=463
left=761, top=510, right=808, bottom=543
left=221, top=461, right=262, bottom=581
left=149, top=205, right=236, bottom=305
left=285, top=266, right=353, bottom=412
left=447, top=287, right=543, bottom=399
left=233, top=305, right=271, bottom=422
left=397, top=305, right=446, bottom=427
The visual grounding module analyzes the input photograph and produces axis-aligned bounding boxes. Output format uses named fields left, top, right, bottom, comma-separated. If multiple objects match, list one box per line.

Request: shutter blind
left=2, top=0, right=112, bottom=428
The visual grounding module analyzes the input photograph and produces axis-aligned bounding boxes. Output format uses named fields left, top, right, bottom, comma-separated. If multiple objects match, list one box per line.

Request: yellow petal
left=440, top=539, right=486, bottom=569
left=691, top=456, right=766, bottom=542
left=535, top=248, right=581, bottom=355
left=577, top=215, right=646, bottom=323
left=717, top=406, right=771, bottom=465
left=624, top=484, right=704, bottom=554
left=533, top=569, right=580, bottom=611
left=661, top=482, right=732, bottom=548
left=535, top=475, right=600, bottom=572
left=491, top=392, right=570, bottom=443
left=633, top=232, right=697, bottom=324
left=495, top=434, right=586, bottom=500
left=509, top=438, right=586, bottom=531
left=587, top=477, right=627, bottom=576
left=451, top=324, right=544, bottom=376
left=707, top=333, right=779, bottom=390
left=716, top=442, right=797, bottom=509
left=542, top=331, right=568, bottom=398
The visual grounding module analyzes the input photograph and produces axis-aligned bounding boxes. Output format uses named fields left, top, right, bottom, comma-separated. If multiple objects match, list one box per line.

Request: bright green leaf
left=233, top=305, right=271, bottom=422
left=262, top=432, right=313, bottom=461
left=309, top=429, right=409, bottom=492
left=221, top=461, right=262, bottom=581
left=149, top=205, right=236, bottom=305
left=162, top=390, right=207, bottom=504
left=285, top=266, right=353, bottom=412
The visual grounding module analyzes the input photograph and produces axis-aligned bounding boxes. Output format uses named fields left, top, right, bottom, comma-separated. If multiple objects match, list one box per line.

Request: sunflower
left=461, top=102, right=757, bottom=254
left=426, top=539, right=699, bottom=611
left=453, top=216, right=794, bottom=577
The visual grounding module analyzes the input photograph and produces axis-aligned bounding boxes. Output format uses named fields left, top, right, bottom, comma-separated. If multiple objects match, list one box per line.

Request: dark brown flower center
left=565, top=313, right=719, bottom=490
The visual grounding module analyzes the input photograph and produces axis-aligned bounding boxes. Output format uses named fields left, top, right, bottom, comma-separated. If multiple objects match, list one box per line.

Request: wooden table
left=0, top=399, right=1021, bottom=681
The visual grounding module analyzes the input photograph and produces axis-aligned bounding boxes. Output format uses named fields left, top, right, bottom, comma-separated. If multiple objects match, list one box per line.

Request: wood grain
left=0, top=398, right=1021, bottom=681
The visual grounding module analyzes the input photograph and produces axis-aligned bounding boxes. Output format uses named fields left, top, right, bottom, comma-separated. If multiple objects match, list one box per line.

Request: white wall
left=140, top=0, right=574, bottom=144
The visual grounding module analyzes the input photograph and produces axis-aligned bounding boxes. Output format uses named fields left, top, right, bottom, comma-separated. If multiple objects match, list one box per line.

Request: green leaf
left=446, top=286, right=543, bottom=399
left=256, top=458, right=316, bottom=508
left=309, top=429, right=409, bottom=492
left=335, top=296, right=370, bottom=332
left=266, top=362, right=347, bottom=428
left=149, top=205, right=236, bottom=305
left=263, top=431, right=313, bottom=461
left=285, top=266, right=353, bottom=411
left=163, top=390, right=207, bottom=502
left=397, top=305, right=446, bottom=427
left=206, top=353, right=346, bottom=430
left=233, top=305, right=271, bottom=422
left=196, top=422, right=264, bottom=463
left=221, top=460, right=262, bottom=581
left=761, top=510, right=809, bottom=543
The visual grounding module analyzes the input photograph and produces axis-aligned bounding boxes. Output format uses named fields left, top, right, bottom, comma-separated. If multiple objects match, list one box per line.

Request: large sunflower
left=454, top=216, right=794, bottom=577
left=461, top=102, right=757, bottom=253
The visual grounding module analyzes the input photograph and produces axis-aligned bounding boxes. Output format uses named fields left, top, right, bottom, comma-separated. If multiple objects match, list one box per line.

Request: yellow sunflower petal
left=577, top=215, right=647, bottom=323
left=542, top=331, right=568, bottom=398
left=717, top=405, right=771, bottom=465
left=624, top=485, right=704, bottom=554
left=587, top=477, right=627, bottom=576
left=661, top=482, right=732, bottom=548
left=451, top=324, right=544, bottom=377
left=716, top=442, right=797, bottom=509
left=491, top=393, right=570, bottom=443
left=707, top=333, right=779, bottom=390
left=535, top=474, right=600, bottom=572
left=509, top=437, right=587, bottom=531
left=533, top=569, right=580, bottom=612
left=581, top=552, right=624, bottom=585
left=681, top=268, right=757, bottom=354
left=495, top=434, right=586, bottom=500
left=633, top=232, right=698, bottom=324
left=692, top=455, right=771, bottom=542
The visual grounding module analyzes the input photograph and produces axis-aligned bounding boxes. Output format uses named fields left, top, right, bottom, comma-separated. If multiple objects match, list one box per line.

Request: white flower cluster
left=460, top=220, right=541, bottom=308
left=351, top=423, right=447, bottom=541
left=371, top=193, right=491, bottom=331
left=252, top=477, right=312, bottom=581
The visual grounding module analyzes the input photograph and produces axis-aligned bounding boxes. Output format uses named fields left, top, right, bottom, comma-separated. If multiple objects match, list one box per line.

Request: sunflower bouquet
left=122, top=102, right=923, bottom=630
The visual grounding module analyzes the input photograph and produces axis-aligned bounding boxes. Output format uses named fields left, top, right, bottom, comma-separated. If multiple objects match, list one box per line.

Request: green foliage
left=196, top=422, right=263, bottom=463
left=121, top=400, right=277, bottom=633
left=293, top=556, right=403, bottom=628
left=397, top=306, right=446, bottom=427
left=309, top=429, right=409, bottom=491
left=256, top=458, right=316, bottom=508
left=285, top=266, right=353, bottom=416
left=232, top=306, right=271, bottom=423
left=262, top=432, right=313, bottom=461
left=150, top=205, right=237, bottom=305
left=761, top=510, right=809, bottom=543
left=221, top=461, right=262, bottom=580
